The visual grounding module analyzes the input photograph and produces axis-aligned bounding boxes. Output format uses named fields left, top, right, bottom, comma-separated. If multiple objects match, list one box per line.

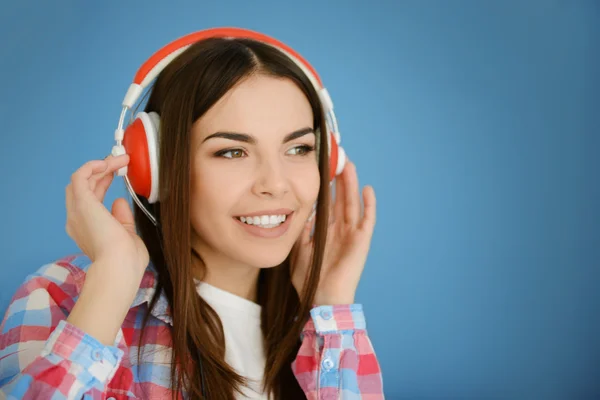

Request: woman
left=0, top=27, right=383, bottom=399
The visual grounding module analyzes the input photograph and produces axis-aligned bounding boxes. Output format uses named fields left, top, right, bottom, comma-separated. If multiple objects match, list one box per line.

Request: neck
left=192, top=253, right=260, bottom=303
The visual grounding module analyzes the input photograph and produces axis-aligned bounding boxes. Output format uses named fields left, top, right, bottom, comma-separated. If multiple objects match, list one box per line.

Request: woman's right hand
left=64, top=154, right=152, bottom=345
left=65, top=154, right=149, bottom=279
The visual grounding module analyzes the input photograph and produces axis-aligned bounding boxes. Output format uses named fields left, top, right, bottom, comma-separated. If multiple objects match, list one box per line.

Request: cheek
left=190, top=163, right=241, bottom=220
left=294, top=165, right=321, bottom=204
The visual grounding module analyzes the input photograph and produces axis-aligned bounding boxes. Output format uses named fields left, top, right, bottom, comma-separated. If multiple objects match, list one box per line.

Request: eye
left=216, top=148, right=246, bottom=159
left=287, top=145, right=315, bottom=156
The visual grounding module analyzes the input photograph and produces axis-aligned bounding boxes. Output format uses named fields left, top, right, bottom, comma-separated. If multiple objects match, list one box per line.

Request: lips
left=233, top=208, right=294, bottom=218
left=233, top=211, right=294, bottom=239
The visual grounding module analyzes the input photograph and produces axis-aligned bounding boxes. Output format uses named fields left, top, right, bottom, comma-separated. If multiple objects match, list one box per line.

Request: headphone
left=111, top=27, right=346, bottom=227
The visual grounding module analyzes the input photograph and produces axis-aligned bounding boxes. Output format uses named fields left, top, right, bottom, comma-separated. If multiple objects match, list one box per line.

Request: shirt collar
left=131, top=260, right=173, bottom=325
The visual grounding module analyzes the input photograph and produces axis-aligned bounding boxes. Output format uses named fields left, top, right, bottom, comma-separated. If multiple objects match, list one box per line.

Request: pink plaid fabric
left=0, top=254, right=384, bottom=399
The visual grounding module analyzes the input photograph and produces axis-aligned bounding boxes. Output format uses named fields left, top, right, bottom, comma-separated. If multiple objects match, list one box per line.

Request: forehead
left=193, top=74, right=314, bottom=140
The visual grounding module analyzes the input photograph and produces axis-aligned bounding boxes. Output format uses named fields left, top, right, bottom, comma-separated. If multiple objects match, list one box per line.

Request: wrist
left=67, top=260, right=142, bottom=346
left=85, top=258, right=144, bottom=293
left=313, top=296, right=356, bottom=306
left=68, top=286, right=130, bottom=346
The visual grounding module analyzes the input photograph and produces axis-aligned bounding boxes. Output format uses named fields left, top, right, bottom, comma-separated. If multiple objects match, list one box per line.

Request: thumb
left=111, top=198, right=136, bottom=235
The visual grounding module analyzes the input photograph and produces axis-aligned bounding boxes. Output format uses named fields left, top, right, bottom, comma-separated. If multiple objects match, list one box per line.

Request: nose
left=251, top=157, right=289, bottom=198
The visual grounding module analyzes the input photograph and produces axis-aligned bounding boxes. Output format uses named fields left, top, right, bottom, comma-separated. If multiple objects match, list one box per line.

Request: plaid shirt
left=0, top=254, right=384, bottom=399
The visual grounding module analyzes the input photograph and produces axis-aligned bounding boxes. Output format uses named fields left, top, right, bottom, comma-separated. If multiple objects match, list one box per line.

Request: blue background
left=0, top=1, right=598, bottom=398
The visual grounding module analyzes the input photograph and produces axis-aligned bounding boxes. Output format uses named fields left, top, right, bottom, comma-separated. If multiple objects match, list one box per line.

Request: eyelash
left=214, top=145, right=316, bottom=159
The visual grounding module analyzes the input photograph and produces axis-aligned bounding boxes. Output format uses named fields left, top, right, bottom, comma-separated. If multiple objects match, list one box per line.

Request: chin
left=237, top=248, right=293, bottom=269
left=225, top=212, right=307, bottom=268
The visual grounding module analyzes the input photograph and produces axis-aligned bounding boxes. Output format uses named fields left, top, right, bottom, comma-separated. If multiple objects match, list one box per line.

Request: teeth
left=238, top=214, right=288, bottom=228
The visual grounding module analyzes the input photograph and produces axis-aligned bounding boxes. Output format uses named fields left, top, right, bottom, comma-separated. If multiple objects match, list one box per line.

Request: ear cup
left=122, top=111, right=161, bottom=203
left=335, top=144, right=346, bottom=176
left=328, top=130, right=346, bottom=181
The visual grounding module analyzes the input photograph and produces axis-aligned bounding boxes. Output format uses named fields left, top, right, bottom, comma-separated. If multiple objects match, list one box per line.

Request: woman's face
left=190, top=74, right=320, bottom=269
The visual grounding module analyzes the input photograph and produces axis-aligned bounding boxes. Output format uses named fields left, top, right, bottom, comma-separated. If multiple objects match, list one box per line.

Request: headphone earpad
left=122, top=111, right=161, bottom=203
left=328, top=130, right=346, bottom=181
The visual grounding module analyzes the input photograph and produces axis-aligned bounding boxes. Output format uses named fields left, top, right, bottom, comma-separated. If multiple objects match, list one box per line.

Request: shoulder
left=31, top=253, right=93, bottom=286
left=2, top=254, right=159, bottom=334
left=0, top=254, right=95, bottom=339
left=8, top=253, right=94, bottom=309
left=37, top=253, right=94, bottom=280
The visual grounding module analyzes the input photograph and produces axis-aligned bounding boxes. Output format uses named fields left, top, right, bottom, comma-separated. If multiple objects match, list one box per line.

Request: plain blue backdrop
left=0, top=1, right=598, bottom=398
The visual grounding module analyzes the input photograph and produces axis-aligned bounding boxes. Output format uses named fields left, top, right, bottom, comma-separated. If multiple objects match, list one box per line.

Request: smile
left=236, top=214, right=287, bottom=228
left=233, top=212, right=294, bottom=238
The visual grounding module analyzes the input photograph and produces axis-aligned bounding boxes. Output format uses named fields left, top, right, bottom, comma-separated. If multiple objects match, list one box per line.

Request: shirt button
left=322, top=357, right=334, bottom=371
left=91, top=348, right=102, bottom=361
left=320, top=309, right=332, bottom=320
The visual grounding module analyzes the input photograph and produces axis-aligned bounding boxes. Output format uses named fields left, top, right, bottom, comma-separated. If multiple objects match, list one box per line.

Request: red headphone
left=111, top=27, right=346, bottom=220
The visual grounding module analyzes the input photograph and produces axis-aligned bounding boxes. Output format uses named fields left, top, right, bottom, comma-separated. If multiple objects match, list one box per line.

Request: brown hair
left=132, top=37, right=331, bottom=400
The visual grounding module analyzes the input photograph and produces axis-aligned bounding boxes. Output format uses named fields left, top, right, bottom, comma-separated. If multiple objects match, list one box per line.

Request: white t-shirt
left=195, top=281, right=269, bottom=400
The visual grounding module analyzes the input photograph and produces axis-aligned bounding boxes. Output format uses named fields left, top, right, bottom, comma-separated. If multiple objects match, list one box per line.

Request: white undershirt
left=195, top=281, right=269, bottom=400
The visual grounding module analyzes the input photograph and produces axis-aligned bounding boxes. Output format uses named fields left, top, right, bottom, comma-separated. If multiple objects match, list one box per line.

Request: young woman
left=0, top=27, right=383, bottom=399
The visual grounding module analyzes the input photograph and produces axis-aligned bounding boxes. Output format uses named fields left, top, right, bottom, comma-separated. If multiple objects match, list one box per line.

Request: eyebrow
left=202, top=127, right=314, bottom=145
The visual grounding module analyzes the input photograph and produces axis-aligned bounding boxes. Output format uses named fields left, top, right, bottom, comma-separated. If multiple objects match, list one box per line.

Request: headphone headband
left=121, top=27, right=324, bottom=109
left=115, top=27, right=339, bottom=145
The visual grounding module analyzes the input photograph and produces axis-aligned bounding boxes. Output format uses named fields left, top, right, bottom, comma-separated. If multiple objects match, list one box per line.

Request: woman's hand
left=290, top=160, right=376, bottom=305
left=65, top=154, right=149, bottom=280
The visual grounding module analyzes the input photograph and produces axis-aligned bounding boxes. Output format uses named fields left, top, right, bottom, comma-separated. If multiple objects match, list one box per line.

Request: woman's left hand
left=290, top=160, right=377, bottom=305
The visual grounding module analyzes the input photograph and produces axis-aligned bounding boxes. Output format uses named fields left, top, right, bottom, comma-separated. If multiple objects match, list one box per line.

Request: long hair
left=132, top=37, right=331, bottom=400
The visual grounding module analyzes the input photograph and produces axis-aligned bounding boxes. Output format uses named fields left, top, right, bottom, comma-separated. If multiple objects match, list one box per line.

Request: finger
left=359, top=185, right=376, bottom=233
left=71, top=160, right=109, bottom=198
left=290, top=217, right=313, bottom=276
left=89, top=154, right=113, bottom=188
left=302, top=214, right=315, bottom=245
left=65, top=183, right=73, bottom=209
left=93, top=172, right=115, bottom=200
left=332, top=171, right=344, bottom=225
left=343, top=161, right=360, bottom=226
left=328, top=184, right=336, bottom=226
left=65, top=183, right=73, bottom=214
left=112, top=198, right=136, bottom=234
left=65, top=183, right=75, bottom=236
left=89, top=154, right=129, bottom=192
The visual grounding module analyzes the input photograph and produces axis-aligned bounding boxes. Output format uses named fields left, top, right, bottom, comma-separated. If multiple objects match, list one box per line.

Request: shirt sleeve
left=0, top=261, right=124, bottom=399
left=292, top=304, right=384, bottom=399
